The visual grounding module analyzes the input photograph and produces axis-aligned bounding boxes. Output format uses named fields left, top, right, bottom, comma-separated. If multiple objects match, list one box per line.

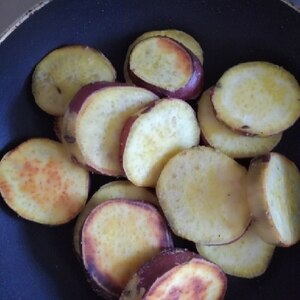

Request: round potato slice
left=121, top=99, right=200, bottom=187
left=212, top=61, right=300, bottom=136
left=121, top=248, right=227, bottom=300
left=73, top=180, right=158, bottom=257
left=0, top=138, right=89, bottom=225
left=32, top=45, right=116, bottom=116
left=82, top=199, right=173, bottom=299
left=127, top=36, right=203, bottom=100
left=156, top=146, right=250, bottom=244
left=197, top=88, right=282, bottom=158
left=196, top=223, right=275, bottom=278
left=247, top=153, right=300, bottom=246
left=124, top=29, right=204, bottom=83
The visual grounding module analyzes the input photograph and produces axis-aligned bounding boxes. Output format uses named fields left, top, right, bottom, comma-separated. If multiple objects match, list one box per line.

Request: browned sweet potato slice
left=0, top=138, right=89, bottom=225
left=212, top=62, right=300, bottom=136
left=73, top=180, right=158, bottom=257
left=197, top=88, right=282, bottom=158
left=121, top=248, right=227, bottom=300
left=246, top=153, right=300, bottom=246
left=127, top=36, right=203, bottom=100
left=32, top=45, right=116, bottom=116
left=81, top=199, right=173, bottom=299
left=156, top=146, right=250, bottom=245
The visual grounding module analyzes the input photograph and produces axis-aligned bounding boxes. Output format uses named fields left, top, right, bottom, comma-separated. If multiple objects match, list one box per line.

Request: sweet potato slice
left=73, top=180, right=158, bottom=257
left=246, top=153, right=300, bottom=246
left=81, top=199, right=173, bottom=299
left=121, top=99, right=200, bottom=187
left=62, top=82, right=158, bottom=176
left=124, top=29, right=204, bottom=83
left=197, top=88, right=282, bottom=158
left=127, top=36, right=203, bottom=100
left=0, top=138, right=89, bottom=225
left=121, top=248, right=226, bottom=300
left=196, top=223, right=275, bottom=278
left=32, top=45, right=116, bottom=116
left=156, top=146, right=250, bottom=244
left=212, top=61, right=300, bottom=136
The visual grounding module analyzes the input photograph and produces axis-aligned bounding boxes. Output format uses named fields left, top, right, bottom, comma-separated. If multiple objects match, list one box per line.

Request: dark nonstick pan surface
left=0, top=0, right=299, bottom=299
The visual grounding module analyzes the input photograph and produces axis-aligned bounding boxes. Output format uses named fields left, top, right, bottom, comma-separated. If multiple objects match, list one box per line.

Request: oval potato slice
left=0, top=138, right=89, bottom=225
left=212, top=61, right=300, bottom=136
left=196, top=223, right=275, bottom=278
left=73, top=180, right=158, bottom=257
left=156, top=146, right=250, bottom=244
left=124, top=29, right=204, bottom=83
left=197, top=88, right=282, bottom=158
left=81, top=199, right=173, bottom=299
left=247, top=153, right=300, bottom=246
left=32, top=45, right=116, bottom=116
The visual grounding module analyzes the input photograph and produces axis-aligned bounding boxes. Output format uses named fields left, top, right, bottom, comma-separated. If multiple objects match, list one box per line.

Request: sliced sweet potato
left=246, top=153, right=300, bottom=246
left=212, top=61, right=300, bottom=136
left=0, top=138, right=89, bottom=225
left=121, top=99, right=200, bottom=187
left=62, top=82, right=158, bottom=176
left=73, top=180, right=158, bottom=257
left=121, top=248, right=227, bottom=300
left=32, top=45, right=116, bottom=116
left=124, top=29, right=204, bottom=83
left=196, top=223, right=275, bottom=278
left=127, top=36, right=203, bottom=100
left=81, top=199, right=173, bottom=299
left=197, top=88, right=282, bottom=158
left=156, top=146, right=250, bottom=245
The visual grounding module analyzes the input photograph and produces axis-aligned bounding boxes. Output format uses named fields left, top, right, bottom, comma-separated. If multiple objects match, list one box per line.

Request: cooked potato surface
left=156, top=146, right=250, bottom=245
left=81, top=199, right=173, bottom=299
left=196, top=223, right=275, bottom=278
left=121, top=98, right=200, bottom=187
left=247, top=153, right=300, bottom=246
left=212, top=61, right=300, bottom=136
left=73, top=180, right=158, bottom=257
left=0, top=138, right=89, bottom=225
left=197, top=88, right=282, bottom=158
left=32, top=45, right=116, bottom=116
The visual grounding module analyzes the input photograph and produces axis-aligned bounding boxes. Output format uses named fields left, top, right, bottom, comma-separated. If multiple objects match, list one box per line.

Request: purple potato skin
left=120, top=248, right=200, bottom=299
left=128, top=38, right=204, bottom=100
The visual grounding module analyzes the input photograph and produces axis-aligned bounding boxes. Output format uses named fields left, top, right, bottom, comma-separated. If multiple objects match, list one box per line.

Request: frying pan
left=0, top=0, right=299, bottom=299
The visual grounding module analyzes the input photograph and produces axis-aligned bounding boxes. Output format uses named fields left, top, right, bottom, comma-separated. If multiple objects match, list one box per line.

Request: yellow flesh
left=82, top=200, right=168, bottom=289
left=212, top=62, right=300, bottom=136
left=123, top=99, right=200, bottom=187
left=73, top=180, right=158, bottom=256
left=124, top=29, right=204, bottom=83
left=76, top=87, right=158, bottom=176
left=145, top=259, right=225, bottom=300
left=0, top=139, right=88, bottom=225
left=157, top=146, right=250, bottom=244
left=197, top=88, right=282, bottom=158
left=32, top=46, right=116, bottom=116
left=130, top=37, right=193, bottom=91
left=196, top=224, right=275, bottom=278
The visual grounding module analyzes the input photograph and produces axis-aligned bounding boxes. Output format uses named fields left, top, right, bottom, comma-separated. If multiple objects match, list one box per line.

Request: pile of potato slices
left=0, top=29, right=300, bottom=300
